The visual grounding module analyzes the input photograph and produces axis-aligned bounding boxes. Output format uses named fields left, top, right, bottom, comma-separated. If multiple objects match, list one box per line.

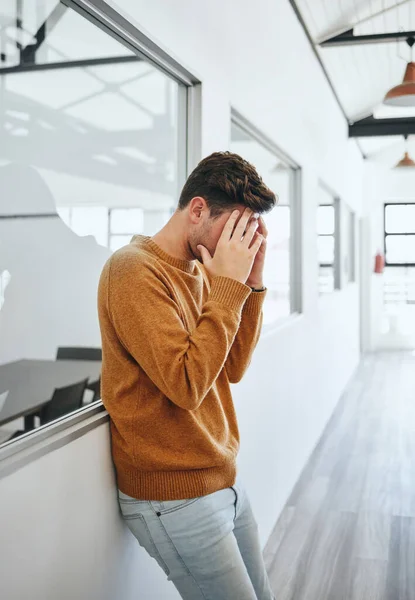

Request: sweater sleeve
left=108, top=257, right=251, bottom=411
left=224, top=289, right=266, bottom=384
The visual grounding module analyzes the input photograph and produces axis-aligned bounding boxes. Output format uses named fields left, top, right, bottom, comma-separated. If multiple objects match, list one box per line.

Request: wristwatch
left=250, top=286, right=266, bottom=292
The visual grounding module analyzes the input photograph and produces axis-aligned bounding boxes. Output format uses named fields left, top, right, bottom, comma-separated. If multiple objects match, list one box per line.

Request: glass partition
left=230, top=117, right=301, bottom=325
left=0, top=0, right=188, bottom=446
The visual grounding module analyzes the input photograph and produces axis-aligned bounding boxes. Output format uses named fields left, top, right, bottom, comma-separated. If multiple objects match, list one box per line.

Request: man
left=98, top=151, right=277, bottom=599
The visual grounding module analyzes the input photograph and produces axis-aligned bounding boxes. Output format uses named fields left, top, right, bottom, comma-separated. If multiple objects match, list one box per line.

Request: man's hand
left=197, top=208, right=263, bottom=284
left=246, top=216, right=268, bottom=288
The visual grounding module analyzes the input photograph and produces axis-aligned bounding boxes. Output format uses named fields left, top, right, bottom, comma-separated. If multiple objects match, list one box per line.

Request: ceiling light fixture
left=395, top=152, right=415, bottom=167
left=384, top=62, right=415, bottom=107
left=394, top=135, right=415, bottom=168
left=384, top=38, right=415, bottom=107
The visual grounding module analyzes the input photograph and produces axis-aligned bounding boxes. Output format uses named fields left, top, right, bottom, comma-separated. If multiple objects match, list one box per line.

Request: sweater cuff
left=209, top=276, right=252, bottom=312
left=243, top=288, right=267, bottom=315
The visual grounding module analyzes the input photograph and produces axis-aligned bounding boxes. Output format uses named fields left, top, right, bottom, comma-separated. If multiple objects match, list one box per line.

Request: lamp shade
left=395, top=151, right=415, bottom=168
left=384, top=62, right=415, bottom=107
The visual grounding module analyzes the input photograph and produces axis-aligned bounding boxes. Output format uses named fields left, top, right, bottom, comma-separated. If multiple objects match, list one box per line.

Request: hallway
left=265, top=353, right=415, bottom=600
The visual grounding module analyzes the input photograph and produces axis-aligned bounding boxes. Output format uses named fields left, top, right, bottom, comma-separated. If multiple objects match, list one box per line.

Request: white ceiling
left=296, top=0, right=415, bottom=162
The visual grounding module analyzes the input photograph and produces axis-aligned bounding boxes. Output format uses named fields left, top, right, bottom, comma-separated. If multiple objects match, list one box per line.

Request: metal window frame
left=230, top=109, right=303, bottom=316
left=384, top=203, right=415, bottom=267
left=317, top=204, right=336, bottom=295
left=2, top=0, right=201, bottom=195
left=317, top=205, right=335, bottom=268
left=63, top=0, right=199, bottom=86
left=231, top=109, right=299, bottom=170
left=0, top=403, right=108, bottom=480
left=334, top=198, right=342, bottom=290
left=0, top=0, right=201, bottom=474
left=65, top=0, right=201, bottom=195
left=318, top=182, right=342, bottom=291
left=349, top=209, right=356, bottom=283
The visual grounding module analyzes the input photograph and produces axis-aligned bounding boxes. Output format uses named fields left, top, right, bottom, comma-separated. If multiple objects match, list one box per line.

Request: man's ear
left=188, top=196, right=208, bottom=223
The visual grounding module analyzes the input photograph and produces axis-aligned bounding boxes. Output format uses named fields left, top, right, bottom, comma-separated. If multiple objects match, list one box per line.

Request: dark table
left=0, top=359, right=102, bottom=429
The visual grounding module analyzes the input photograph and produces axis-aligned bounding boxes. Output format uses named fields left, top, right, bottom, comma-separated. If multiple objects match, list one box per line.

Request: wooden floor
left=264, top=353, right=415, bottom=600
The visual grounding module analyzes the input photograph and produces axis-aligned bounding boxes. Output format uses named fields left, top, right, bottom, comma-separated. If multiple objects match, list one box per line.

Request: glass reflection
left=230, top=122, right=294, bottom=324
left=0, top=1, right=183, bottom=445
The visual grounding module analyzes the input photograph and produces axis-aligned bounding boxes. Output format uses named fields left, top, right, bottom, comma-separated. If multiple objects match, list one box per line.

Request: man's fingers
left=251, top=234, right=264, bottom=253
left=257, top=216, right=268, bottom=238
left=219, top=210, right=241, bottom=244
left=242, top=217, right=259, bottom=247
left=249, top=230, right=266, bottom=249
left=234, top=208, right=254, bottom=239
left=197, top=245, right=212, bottom=264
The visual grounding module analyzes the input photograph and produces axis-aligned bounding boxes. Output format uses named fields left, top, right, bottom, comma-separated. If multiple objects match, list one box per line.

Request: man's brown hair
left=178, top=151, right=277, bottom=219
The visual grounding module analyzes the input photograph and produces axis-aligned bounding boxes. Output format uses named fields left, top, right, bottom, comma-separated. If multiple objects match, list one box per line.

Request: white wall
left=361, top=163, right=415, bottom=351
left=0, top=1, right=364, bottom=598
left=0, top=425, right=177, bottom=600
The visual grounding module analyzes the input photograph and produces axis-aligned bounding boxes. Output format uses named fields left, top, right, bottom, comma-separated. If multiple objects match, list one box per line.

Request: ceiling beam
left=321, top=29, right=415, bottom=47
left=287, top=1, right=348, bottom=122
left=349, top=115, right=415, bottom=137
left=288, top=0, right=366, bottom=159
left=317, top=0, right=411, bottom=44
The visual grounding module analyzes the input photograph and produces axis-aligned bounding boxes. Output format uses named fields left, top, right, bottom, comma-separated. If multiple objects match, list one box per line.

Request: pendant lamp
left=394, top=136, right=415, bottom=168
left=384, top=62, right=415, bottom=107
left=395, top=151, right=415, bottom=168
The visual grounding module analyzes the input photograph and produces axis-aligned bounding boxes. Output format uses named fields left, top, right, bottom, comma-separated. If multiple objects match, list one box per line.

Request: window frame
left=317, top=182, right=341, bottom=294
left=230, top=109, right=302, bottom=318
left=66, top=0, right=202, bottom=196
left=348, top=209, right=356, bottom=283
left=0, top=0, right=201, bottom=472
left=384, top=202, right=415, bottom=267
left=317, top=203, right=336, bottom=268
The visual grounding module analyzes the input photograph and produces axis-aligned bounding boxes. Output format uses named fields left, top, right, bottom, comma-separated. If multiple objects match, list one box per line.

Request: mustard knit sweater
left=97, top=235, right=266, bottom=500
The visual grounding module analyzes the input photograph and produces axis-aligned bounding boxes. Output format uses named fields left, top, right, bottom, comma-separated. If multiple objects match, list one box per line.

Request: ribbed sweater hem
left=209, top=276, right=252, bottom=312
left=243, top=287, right=267, bottom=315
left=116, top=460, right=237, bottom=501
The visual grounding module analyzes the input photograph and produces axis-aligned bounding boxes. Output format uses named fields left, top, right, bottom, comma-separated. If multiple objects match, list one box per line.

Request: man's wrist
left=246, top=281, right=264, bottom=290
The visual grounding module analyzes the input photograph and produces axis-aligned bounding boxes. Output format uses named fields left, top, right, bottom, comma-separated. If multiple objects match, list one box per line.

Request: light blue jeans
left=118, top=479, right=275, bottom=600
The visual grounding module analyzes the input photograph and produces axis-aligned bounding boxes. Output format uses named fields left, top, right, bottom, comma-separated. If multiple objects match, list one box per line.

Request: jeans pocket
left=153, top=497, right=202, bottom=516
left=122, top=512, right=170, bottom=577
left=118, top=492, right=150, bottom=519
